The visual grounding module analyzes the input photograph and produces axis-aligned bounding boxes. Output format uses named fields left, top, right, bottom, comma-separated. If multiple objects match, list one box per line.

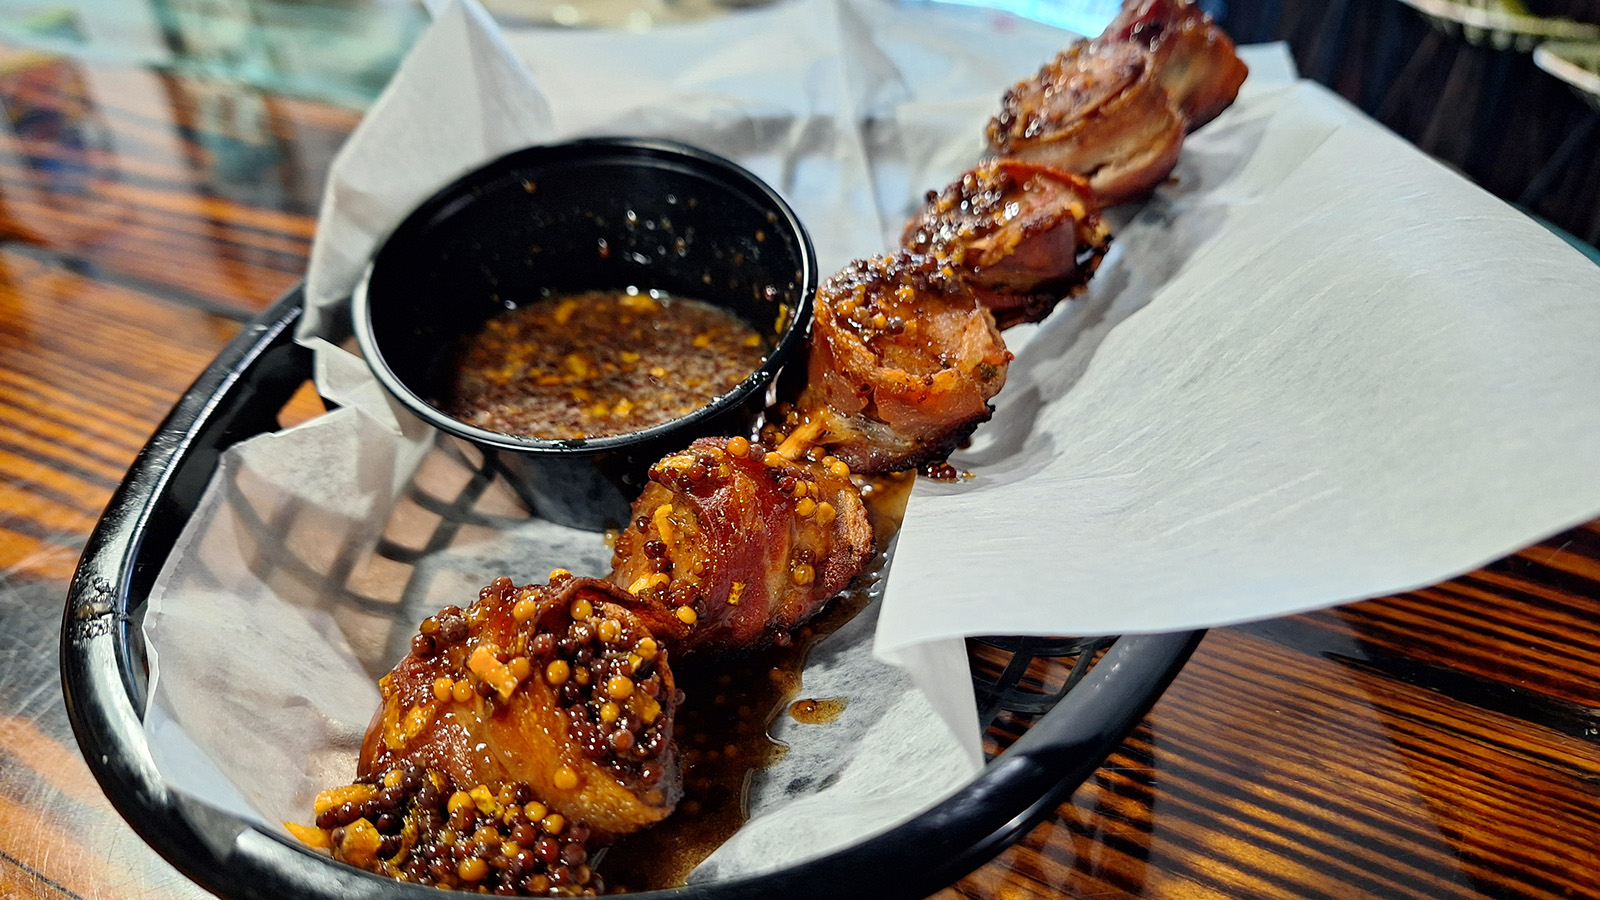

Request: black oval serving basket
left=59, top=287, right=1202, bottom=900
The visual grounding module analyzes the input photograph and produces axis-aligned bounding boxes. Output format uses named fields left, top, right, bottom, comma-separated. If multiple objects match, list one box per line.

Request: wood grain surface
left=0, top=37, right=1596, bottom=900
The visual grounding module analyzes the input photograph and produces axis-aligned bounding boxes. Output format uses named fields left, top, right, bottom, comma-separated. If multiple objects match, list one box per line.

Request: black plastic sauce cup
left=355, top=138, right=817, bottom=531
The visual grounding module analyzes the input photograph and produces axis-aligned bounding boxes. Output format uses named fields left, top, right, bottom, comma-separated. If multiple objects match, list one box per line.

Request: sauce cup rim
left=352, top=136, right=817, bottom=457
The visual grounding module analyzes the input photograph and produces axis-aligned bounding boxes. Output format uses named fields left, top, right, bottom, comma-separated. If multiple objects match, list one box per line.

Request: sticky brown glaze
left=610, top=436, right=874, bottom=655
left=356, top=575, right=687, bottom=840
left=794, top=252, right=1010, bottom=473
left=1099, top=0, right=1248, bottom=131
left=311, top=763, right=607, bottom=895
left=902, top=158, right=1112, bottom=328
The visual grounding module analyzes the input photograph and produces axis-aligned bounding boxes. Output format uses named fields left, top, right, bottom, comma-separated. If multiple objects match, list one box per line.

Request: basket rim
left=59, top=285, right=1202, bottom=900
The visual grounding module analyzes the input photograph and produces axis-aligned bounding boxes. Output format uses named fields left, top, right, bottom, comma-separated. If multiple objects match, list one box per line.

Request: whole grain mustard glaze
left=446, top=290, right=769, bottom=441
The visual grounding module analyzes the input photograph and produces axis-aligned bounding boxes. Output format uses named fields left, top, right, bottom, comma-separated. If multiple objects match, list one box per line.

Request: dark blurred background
left=0, top=0, right=1593, bottom=253
left=1217, top=0, right=1600, bottom=253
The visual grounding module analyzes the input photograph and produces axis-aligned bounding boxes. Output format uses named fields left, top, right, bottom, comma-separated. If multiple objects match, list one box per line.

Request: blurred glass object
left=0, top=0, right=429, bottom=107
left=914, top=0, right=1122, bottom=36
left=480, top=0, right=774, bottom=29
left=0, top=48, right=112, bottom=193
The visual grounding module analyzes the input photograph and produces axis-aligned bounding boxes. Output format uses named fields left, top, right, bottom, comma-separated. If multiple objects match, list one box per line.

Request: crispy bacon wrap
left=611, top=436, right=873, bottom=654
left=1100, top=0, right=1248, bottom=131
left=902, top=159, right=1111, bottom=328
left=794, top=252, right=1010, bottom=474
left=306, top=575, right=688, bottom=891
left=986, top=40, right=1185, bottom=207
left=358, top=576, right=686, bottom=836
left=308, top=576, right=686, bottom=892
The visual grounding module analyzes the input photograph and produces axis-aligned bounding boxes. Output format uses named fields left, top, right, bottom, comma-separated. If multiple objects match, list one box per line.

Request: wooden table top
left=1, top=31, right=1597, bottom=900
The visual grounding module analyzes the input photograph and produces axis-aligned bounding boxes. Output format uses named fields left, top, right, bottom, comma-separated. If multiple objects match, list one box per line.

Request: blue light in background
left=918, top=0, right=1229, bottom=38
left=919, top=0, right=1124, bottom=37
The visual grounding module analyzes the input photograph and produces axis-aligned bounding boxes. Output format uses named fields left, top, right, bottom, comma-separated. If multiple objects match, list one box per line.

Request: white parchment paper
left=138, top=0, right=1600, bottom=885
left=879, top=79, right=1600, bottom=650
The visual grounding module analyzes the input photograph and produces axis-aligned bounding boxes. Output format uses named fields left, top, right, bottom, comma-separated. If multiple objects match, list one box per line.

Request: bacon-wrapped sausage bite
left=986, top=40, right=1185, bottom=207
left=1100, top=0, right=1248, bottom=131
left=305, top=575, right=687, bottom=891
left=793, top=252, right=1010, bottom=474
left=902, top=159, right=1111, bottom=328
left=611, top=436, right=873, bottom=654
left=359, top=576, right=686, bottom=836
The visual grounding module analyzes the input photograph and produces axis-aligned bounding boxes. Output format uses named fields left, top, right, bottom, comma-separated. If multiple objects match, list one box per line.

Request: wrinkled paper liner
left=140, top=0, right=1600, bottom=889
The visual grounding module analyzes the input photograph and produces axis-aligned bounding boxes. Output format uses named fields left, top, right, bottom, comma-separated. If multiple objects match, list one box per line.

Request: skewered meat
left=793, top=252, right=1010, bottom=474
left=986, top=0, right=1246, bottom=205
left=1100, top=0, right=1248, bottom=131
left=902, top=159, right=1112, bottom=328
left=986, top=40, right=1186, bottom=207
left=355, top=575, right=686, bottom=839
left=303, top=5, right=1256, bottom=891
left=610, top=436, right=873, bottom=654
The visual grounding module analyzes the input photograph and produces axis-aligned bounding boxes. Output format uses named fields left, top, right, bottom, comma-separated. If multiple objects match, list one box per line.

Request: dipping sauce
left=445, top=290, right=769, bottom=440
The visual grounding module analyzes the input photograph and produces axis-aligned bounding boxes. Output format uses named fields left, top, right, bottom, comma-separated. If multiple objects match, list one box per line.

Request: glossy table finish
left=1, top=28, right=1598, bottom=900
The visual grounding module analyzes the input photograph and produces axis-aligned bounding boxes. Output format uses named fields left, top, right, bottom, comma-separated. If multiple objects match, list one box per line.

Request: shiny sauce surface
left=599, top=472, right=914, bottom=890
left=445, top=290, right=768, bottom=440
